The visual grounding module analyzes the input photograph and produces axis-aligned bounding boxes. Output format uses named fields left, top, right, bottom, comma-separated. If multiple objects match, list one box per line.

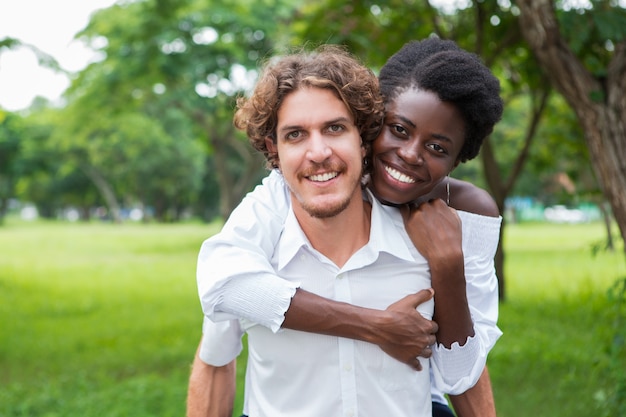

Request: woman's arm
left=402, top=198, right=473, bottom=348
left=401, top=180, right=502, bottom=393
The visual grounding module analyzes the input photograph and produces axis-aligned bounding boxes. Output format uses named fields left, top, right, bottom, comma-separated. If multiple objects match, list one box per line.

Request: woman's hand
left=400, top=199, right=463, bottom=276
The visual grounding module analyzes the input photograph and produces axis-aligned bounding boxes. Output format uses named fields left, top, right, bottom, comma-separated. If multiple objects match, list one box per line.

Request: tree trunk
left=517, top=0, right=626, bottom=255
left=194, top=111, right=266, bottom=220
left=481, top=137, right=507, bottom=300
left=481, top=88, right=548, bottom=301
left=598, top=201, right=615, bottom=252
left=80, top=163, right=122, bottom=223
left=0, top=196, right=7, bottom=224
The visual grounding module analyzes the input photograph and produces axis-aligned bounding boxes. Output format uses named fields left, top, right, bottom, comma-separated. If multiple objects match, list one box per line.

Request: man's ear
left=265, top=136, right=277, bottom=153
left=265, top=136, right=279, bottom=168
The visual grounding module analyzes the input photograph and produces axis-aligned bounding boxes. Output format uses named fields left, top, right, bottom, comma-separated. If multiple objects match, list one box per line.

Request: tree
left=0, top=38, right=64, bottom=223
left=71, top=0, right=296, bottom=219
left=15, top=107, right=96, bottom=220
left=0, top=110, right=23, bottom=222
left=49, top=105, right=205, bottom=222
left=516, top=0, right=626, bottom=255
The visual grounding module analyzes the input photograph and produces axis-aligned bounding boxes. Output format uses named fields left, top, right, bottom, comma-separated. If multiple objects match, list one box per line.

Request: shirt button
left=337, top=273, right=344, bottom=279
left=343, top=363, right=352, bottom=372
left=346, top=410, right=354, bottom=417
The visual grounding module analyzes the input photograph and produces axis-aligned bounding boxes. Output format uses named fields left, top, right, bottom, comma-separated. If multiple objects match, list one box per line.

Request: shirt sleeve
left=430, top=212, right=503, bottom=394
left=197, top=170, right=299, bottom=333
left=198, top=316, right=244, bottom=366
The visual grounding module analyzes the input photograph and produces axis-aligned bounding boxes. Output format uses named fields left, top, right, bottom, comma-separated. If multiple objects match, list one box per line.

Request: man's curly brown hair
left=233, top=45, right=384, bottom=172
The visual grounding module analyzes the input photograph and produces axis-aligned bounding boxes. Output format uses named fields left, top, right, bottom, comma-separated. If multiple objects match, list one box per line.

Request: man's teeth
left=309, top=172, right=338, bottom=182
left=385, top=166, right=415, bottom=184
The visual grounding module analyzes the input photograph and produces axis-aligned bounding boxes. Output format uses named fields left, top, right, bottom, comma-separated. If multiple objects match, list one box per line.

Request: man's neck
left=292, top=195, right=371, bottom=268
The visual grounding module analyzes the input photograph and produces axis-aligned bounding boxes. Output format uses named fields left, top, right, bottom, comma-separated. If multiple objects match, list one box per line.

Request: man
left=189, top=46, right=488, bottom=417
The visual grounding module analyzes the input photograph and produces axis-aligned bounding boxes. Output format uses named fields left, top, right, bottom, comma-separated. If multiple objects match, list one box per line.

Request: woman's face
left=370, top=88, right=466, bottom=205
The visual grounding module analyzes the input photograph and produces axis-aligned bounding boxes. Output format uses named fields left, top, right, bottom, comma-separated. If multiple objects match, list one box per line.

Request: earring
left=446, top=175, right=450, bottom=206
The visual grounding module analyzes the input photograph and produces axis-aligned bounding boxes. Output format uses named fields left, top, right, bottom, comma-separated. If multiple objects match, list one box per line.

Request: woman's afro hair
left=379, top=37, right=504, bottom=162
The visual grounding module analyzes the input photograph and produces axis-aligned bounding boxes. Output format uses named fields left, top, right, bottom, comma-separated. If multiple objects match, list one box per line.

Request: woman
left=192, top=38, right=503, bottom=417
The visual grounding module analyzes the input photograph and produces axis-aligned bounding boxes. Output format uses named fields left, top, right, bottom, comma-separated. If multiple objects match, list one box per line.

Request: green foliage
left=291, top=0, right=441, bottom=69
left=558, top=1, right=626, bottom=77
left=0, top=111, right=63, bottom=220
left=503, top=93, right=594, bottom=202
left=0, top=111, right=23, bottom=215
left=15, top=107, right=106, bottom=218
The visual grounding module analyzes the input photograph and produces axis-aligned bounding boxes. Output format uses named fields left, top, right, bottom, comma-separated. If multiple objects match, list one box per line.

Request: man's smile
left=308, top=172, right=339, bottom=182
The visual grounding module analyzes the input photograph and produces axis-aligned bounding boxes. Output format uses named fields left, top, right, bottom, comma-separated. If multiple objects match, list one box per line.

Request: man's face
left=266, top=87, right=365, bottom=218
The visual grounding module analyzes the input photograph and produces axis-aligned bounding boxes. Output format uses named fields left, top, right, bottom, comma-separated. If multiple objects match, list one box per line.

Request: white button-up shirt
left=233, top=189, right=434, bottom=417
left=197, top=170, right=502, bottom=408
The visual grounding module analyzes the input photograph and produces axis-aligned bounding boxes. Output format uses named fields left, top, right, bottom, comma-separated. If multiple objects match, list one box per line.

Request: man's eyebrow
left=278, top=124, right=303, bottom=134
left=278, top=116, right=353, bottom=133
left=325, top=116, right=353, bottom=125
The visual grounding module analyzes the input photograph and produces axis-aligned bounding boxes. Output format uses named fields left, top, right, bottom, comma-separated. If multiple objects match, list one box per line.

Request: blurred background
left=1, top=1, right=625, bottom=416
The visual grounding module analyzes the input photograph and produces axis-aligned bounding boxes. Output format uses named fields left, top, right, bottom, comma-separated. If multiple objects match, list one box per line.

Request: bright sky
left=0, top=0, right=117, bottom=111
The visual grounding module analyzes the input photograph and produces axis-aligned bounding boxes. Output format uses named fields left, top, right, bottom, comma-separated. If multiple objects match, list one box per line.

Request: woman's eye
left=391, top=124, right=408, bottom=136
left=427, top=143, right=446, bottom=154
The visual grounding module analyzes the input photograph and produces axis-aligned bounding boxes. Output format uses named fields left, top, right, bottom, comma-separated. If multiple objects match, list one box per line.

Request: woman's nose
left=397, top=142, right=424, bottom=166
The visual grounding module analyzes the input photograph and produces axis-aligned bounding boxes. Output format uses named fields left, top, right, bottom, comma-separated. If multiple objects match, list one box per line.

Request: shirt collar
left=275, top=188, right=415, bottom=271
left=355, top=188, right=415, bottom=265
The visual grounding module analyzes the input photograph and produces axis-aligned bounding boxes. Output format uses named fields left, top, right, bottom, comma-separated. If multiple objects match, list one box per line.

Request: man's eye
left=286, top=131, right=301, bottom=140
left=328, top=124, right=344, bottom=133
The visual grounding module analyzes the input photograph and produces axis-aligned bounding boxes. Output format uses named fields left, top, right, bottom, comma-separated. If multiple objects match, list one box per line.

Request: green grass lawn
left=492, top=222, right=625, bottom=417
left=0, top=218, right=624, bottom=416
left=0, top=219, right=220, bottom=417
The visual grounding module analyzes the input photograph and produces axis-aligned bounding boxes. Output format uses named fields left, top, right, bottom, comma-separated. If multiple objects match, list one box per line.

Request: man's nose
left=306, top=132, right=332, bottom=162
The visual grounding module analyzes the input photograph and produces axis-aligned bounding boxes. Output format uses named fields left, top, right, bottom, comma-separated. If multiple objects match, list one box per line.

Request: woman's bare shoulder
left=449, top=179, right=500, bottom=218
